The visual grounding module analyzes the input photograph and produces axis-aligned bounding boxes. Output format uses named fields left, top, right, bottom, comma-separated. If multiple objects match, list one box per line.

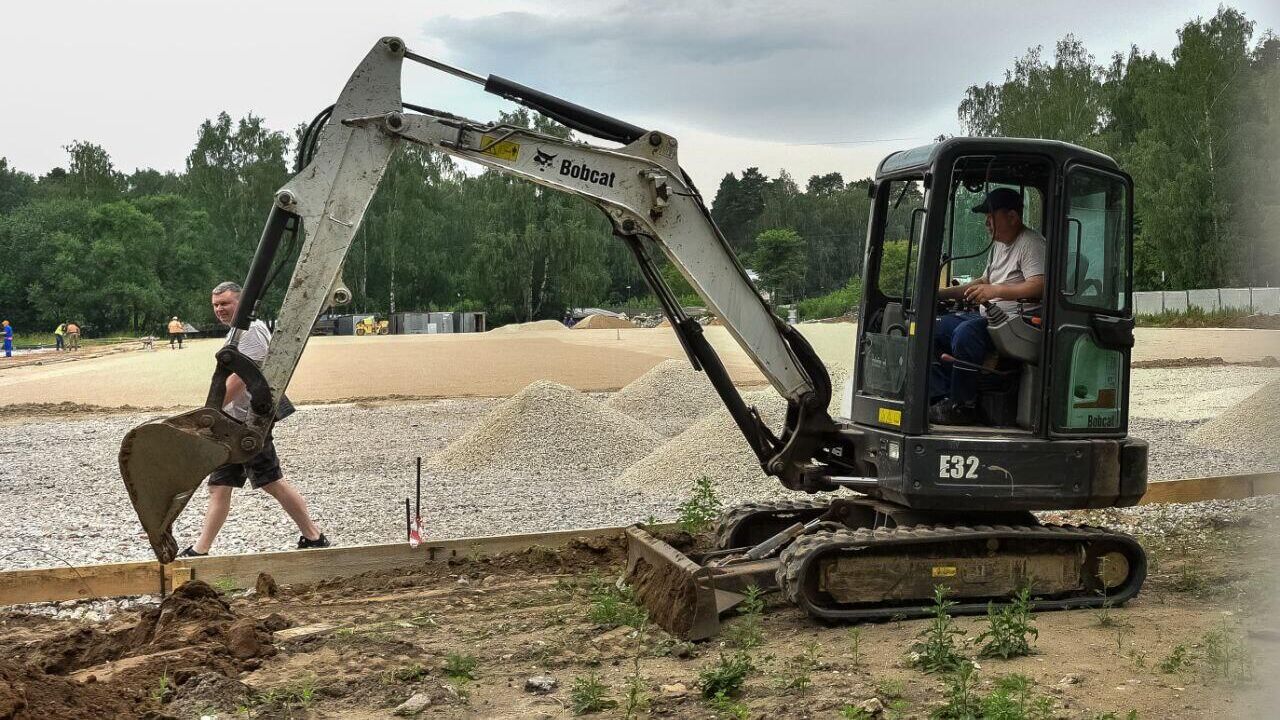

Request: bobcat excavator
left=119, top=37, right=1147, bottom=640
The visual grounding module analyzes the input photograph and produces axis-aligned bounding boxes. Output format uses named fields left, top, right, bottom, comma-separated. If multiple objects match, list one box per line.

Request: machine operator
left=929, top=187, right=1045, bottom=425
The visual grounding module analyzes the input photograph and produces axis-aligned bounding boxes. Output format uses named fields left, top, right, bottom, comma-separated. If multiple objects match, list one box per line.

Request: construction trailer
left=390, top=311, right=486, bottom=334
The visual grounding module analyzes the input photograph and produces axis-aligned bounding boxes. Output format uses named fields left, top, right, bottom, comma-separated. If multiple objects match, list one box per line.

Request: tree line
left=0, top=6, right=1273, bottom=335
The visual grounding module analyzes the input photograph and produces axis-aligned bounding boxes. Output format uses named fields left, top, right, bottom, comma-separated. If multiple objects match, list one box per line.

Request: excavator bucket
left=119, top=409, right=238, bottom=563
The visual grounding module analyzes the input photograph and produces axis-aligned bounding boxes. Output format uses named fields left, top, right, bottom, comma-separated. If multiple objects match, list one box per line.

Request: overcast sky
left=2, top=1, right=1276, bottom=188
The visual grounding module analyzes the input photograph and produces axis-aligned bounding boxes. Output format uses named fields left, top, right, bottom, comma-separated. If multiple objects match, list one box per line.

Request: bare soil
left=3, top=516, right=1276, bottom=719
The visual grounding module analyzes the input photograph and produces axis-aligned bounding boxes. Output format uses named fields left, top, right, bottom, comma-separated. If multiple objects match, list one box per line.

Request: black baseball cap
left=971, top=187, right=1023, bottom=214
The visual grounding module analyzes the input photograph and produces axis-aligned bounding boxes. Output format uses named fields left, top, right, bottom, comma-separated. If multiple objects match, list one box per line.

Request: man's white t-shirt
left=222, top=319, right=272, bottom=421
left=982, top=227, right=1046, bottom=317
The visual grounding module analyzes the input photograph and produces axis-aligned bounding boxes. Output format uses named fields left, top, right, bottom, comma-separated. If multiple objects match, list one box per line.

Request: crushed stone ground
left=0, top=366, right=1276, bottom=570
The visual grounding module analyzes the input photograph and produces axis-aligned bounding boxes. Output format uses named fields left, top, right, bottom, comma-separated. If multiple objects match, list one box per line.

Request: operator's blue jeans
left=929, top=312, right=993, bottom=406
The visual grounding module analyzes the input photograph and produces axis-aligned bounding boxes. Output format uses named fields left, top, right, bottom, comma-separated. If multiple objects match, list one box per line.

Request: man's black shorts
left=208, top=435, right=283, bottom=489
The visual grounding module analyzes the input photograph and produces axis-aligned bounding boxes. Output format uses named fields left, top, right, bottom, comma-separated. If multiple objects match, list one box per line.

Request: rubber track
left=713, top=499, right=831, bottom=550
left=777, top=523, right=1147, bottom=622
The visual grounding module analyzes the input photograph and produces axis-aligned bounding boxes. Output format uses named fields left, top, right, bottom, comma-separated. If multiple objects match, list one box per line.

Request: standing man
left=929, top=188, right=1045, bottom=425
left=2, top=321, right=12, bottom=357
left=178, top=281, right=330, bottom=557
left=167, top=316, right=185, bottom=349
left=54, top=322, right=66, bottom=351
left=66, top=321, right=80, bottom=350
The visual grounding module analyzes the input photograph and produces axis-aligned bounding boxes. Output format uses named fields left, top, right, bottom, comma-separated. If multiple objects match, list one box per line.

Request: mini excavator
left=120, top=37, right=1147, bottom=639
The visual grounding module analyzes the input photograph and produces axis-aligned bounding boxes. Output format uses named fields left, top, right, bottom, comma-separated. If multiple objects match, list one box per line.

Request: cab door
left=1048, top=165, right=1134, bottom=437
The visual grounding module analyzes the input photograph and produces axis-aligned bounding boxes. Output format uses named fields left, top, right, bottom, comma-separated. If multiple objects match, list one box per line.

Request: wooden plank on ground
left=1139, top=472, right=1280, bottom=505
left=169, top=525, right=627, bottom=591
left=0, top=559, right=160, bottom=605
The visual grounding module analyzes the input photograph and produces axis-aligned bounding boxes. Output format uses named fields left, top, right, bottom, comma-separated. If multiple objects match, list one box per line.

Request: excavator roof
left=877, top=137, right=1121, bottom=178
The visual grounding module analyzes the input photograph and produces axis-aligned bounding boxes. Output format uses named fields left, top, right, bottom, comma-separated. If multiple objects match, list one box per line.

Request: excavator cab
left=851, top=138, right=1146, bottom=511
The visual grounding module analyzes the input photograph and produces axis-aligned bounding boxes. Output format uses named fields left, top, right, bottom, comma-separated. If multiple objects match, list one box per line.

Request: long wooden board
left=3, top=472, right=1277, bottom=606
left=162, top=525, right=627, bottom=592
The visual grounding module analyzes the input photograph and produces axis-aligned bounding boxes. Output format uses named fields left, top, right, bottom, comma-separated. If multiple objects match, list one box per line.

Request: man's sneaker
left=177, top=546, right=208, bottom=558
left=928, top=399, right=979, bottom=426
left=298, top=533, right=331, bottom=550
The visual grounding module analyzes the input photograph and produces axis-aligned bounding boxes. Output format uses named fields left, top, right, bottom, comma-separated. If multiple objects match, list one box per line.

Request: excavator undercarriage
left=628, top=498, right=1147, bottom=640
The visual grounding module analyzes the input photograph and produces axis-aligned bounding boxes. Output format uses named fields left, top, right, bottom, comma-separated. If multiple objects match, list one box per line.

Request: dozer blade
left=626, top=526, right=722, bottom=640
left=119, top=408, right=251, bottom=563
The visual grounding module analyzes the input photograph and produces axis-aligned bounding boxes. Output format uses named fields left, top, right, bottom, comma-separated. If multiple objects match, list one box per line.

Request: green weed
left=383, top=663, right=429, bottom=684
left=1158, top=643, right=1192, bottom=673
left=677, top=476, right=721, bottom=533
left=699, top=651, right=755, bottom=699
left=708, top=689, right=750, bottom=719
left=774, top=642, right=820, bottom=694
left=211, top=577, right=238, bottom=594
left=587, top=579, right=648, bottom=628
left=149, top=670, right=174, bottom=703
left=569, top=672, right=617, bottom=714
left=443, top=653, right=478, bottom=681
left=847, top=626, right=863, bottom=666
left=1201, top=619, right=1252, bottom=681
left=908, top=586, right=969, bottom=673
left=723, top=585, right=765, bottom=649
left=840, top=705, right=875, bottom=720
left=932, top=670, right=1054, bottom=720
left=975, top=587, right=1038, bottom=659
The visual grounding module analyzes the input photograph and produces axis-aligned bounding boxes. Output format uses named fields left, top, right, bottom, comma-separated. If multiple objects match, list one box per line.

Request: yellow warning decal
left=878, top=407, right=902, bottom=426
left=480, top=135, right=520, bottom=162
left=931, top=566, right=957, bottom=578
left=909, top=321, right=916, bottom=336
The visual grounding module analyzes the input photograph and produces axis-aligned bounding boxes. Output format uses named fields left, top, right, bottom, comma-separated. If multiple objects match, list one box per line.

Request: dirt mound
left=428, top=380, right=663, bottom=475
left=4, top=582, right=285, bottom=720
left=1189, top=379, right=1280, bottom=458
left=574, top=314, right=634, bottom=329
left=606, top=359, right=724, bottom=437
left=0, top=660, right=140, bottom=720
left=487, top=319, right=570, bottom=335
left=613, top=389, right=791, bottom=497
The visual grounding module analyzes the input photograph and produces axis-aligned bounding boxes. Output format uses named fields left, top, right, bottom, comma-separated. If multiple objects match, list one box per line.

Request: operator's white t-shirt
left=222, top=320, right=272, bottom=421
left=982, top=227, right=1046, bottom=317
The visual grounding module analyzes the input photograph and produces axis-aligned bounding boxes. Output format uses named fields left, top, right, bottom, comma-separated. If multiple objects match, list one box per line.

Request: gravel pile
left=486, top=319, right=569, bottom=335
left=612, top=389, right=806, bottom=498
left=606, top=359, right=725, bottom=437
left=1188, top=378, right=1280, bottom=459
left=428, top=380, right=663, bottom=476
left=574, top=315, right=634, bottom=330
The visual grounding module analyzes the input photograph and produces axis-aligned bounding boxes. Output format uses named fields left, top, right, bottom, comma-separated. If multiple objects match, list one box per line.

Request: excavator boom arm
left=119, top=37, right=841, bottom=564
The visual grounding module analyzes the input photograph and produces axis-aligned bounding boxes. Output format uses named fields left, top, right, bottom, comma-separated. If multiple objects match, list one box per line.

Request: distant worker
left=167, top=316, right=185, bottom=349
left=179, top=280, right=330, bottom=557
left=66, top=321, right=80, bottom=350
left=2, top=321, right=11, bottom=357
left=54, top=322, right=66, bottom=351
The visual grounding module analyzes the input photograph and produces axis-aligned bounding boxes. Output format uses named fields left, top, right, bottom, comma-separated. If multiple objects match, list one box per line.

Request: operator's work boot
left=298, top=533, right=331, bottom=550
left=928, top=399, right=978, bottom=425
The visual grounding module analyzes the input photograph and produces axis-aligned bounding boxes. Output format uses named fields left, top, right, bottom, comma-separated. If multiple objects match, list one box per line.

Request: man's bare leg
left=194, top=485, right=233, bottom=554
left=262, top=478, right=322, bottom=541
